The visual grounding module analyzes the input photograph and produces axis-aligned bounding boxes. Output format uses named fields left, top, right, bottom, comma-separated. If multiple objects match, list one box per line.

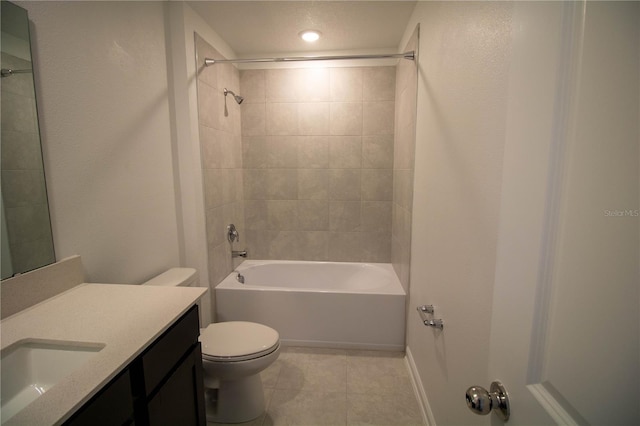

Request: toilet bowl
left=143, top=268, right=280, bottom=423
left=200, top=321, right=280, bottom=423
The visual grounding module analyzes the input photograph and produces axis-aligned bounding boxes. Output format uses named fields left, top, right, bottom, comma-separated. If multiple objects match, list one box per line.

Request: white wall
left=21, top=1, right=180, bottom=284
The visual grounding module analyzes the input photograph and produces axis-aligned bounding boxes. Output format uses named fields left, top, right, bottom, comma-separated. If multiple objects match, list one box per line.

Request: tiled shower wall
left=194, top=35, right=244, bottom=299
left=240, top=66, right=396, bottom=262
left=392, top=27, right=419, bottom=292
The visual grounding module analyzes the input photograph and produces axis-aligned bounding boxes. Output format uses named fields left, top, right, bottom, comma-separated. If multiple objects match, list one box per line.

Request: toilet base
left=205, top=374, right=265, bottom=423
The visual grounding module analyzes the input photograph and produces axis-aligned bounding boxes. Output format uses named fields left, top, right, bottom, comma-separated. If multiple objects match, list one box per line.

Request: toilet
left=143, top=268, right=280, bottom=423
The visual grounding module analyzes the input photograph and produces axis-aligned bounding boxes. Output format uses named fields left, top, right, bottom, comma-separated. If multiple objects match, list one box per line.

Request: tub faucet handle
left=227, top=224, right=239, bottom=243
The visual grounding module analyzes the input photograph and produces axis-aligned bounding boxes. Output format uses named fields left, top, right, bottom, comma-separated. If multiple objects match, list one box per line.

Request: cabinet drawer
left=141, top=305, right=199, bottom=394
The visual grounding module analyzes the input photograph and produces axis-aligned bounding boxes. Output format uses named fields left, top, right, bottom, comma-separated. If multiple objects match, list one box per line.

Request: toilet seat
left=200, top=321, right=280, bottom=362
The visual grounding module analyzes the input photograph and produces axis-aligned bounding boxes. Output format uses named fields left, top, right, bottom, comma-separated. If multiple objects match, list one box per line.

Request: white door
left=486, top=1, right=639, bottom=425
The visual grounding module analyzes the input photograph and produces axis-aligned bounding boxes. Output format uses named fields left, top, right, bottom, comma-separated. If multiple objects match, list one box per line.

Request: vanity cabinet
left=64, top=305, right=206, bottom=426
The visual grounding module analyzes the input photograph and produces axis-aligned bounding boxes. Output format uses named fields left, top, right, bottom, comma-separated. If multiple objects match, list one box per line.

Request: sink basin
left=0, top=340, right=105, bottom=423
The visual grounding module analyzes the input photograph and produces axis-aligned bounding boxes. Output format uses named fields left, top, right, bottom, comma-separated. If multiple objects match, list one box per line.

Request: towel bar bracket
left=417, top=305, right=444, bottom=330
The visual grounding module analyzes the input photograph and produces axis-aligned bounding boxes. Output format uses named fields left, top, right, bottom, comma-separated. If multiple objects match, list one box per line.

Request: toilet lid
left=200, top=321, right=279, bottom=361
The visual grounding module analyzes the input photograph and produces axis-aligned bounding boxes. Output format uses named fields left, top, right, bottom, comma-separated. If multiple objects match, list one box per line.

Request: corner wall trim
left=405, top=346, right=436, bottom=426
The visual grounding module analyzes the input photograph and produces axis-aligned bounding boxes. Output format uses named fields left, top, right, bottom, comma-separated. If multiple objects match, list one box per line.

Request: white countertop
left=0, top=283, right=207, bottom=425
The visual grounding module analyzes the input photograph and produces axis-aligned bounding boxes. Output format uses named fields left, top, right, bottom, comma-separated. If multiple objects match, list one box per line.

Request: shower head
left=224, top=88, right=244, bottom=105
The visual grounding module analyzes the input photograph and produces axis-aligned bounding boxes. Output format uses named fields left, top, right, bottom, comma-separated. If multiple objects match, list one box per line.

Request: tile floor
left=208, top=346, right=425, bottom=426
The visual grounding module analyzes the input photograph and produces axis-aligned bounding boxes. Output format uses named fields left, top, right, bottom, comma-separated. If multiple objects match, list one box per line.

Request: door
left=487, top=2, right=639, bottom=425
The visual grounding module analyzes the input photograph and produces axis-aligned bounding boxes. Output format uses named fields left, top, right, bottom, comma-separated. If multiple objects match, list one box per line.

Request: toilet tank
left=142, top=268, right=198, bottom=287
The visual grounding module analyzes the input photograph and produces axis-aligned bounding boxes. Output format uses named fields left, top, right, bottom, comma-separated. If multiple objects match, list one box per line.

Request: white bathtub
left=215, top=260, right=406, bottom=351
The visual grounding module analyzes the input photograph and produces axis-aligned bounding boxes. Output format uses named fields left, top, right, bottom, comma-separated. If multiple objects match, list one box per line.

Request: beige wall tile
left=209, top=242, right=232, bottom=290
left=330, top=102, right=363, bottom=136
left=197, top=81, right=219, bottom=130
left=393, top=169, right=413, bottom=210
left=394, top=122, right=416, bottom=169
left=217, top=131, right=237, bottom=169
left=243, top=169, right=268, bottom=200
left=195, top=48, right=217, bottom=89
left=328, top=231, right=363, bottom=262
left=298, top=68, right=330, bottom=102
left=362, top=135, right=394, bottom=169
left=195, top=35, right=245, bottom=315
left=267, top=103, right=299, bottom=135
left=330, top=67, right=363, bottom=101
left=267, top=231, right=301, bottom=260
left=245, top=229, right=276, bottom=259
left=242, top=136, right=269, bottom=169
left=361, top=231, right=391, bottom=262
left=363, top=66, right=396, bottom=101
left=240, top=69, right=265, bottom=104
left=267, top=136, right=298, bottom=168
left=238, top=63, right=407, bottom=263
left=241, top=103, right=265, bottom=136
left=329, top=169, right=361, bottom=201
left=266, top=169, right=298, bottom=199
left=390, top=26, right=418, bottom=287
left=361, top=169, right=393, bottom=201
left=296, top=232, right=329, bottom=260
left=298, top=200, right=329, bottom=231
left=244, top=200, right=268, bottom=230
left=217, top=63, right=237, bottom=94
left=203, top=168, right=224, bottom=209
left=297, top=136, right=329, bottom=169
left=199, top=126, right=222, bottom=169
left=266, top=68, right=299, bottom=102
left=329, top=201, right=361, bottom=231
left=329, top=136, right=362, bottom=169
left=206, top=206, right=225, bottom=247
left=220, top=94, right=240, bottom=134
left=298, top=169, right=329, bottom=200
left=299, top=103, right=330, bottom=135
left=361, top=201, right=392, bottom=232
left=363, top=101, right=395, bottom=135
left=266, top=200, right=298, bottom=230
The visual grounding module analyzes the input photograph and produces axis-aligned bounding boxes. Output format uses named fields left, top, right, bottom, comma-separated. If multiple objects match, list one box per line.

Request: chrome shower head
left=223, top=88, right=244, bottom=104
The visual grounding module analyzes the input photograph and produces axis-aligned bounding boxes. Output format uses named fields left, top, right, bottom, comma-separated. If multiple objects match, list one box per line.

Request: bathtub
left=215, top=260, right=406, bottom=351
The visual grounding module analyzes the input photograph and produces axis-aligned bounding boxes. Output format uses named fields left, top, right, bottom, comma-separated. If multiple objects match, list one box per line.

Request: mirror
left=1, top=0, right=55, bottom=280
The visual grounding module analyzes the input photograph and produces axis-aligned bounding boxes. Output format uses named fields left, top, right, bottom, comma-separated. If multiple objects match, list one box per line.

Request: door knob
left=465, top=381, right=510, bottom=421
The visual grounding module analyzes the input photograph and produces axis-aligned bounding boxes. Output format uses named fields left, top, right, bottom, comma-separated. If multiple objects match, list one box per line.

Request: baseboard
left=405, top=346, right=436, bottom=426
left=279, top=338, right=404, bottom=352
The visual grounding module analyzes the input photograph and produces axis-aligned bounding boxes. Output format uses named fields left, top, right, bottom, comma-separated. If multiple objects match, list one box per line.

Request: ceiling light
left=299, top=30, right=321, bottom=43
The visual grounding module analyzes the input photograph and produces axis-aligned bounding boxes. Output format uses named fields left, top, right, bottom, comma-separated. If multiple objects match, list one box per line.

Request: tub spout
left=232, top=250, right=247, bottom=258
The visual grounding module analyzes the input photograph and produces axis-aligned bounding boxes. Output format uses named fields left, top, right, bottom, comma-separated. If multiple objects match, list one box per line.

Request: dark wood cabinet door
left=64, top=370, right=134, bottom=426
left=147, top=344, right=206, bottom=426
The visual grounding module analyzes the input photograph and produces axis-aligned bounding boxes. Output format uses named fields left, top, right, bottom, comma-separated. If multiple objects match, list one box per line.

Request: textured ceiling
left=187, top=1, right=417, bottom=57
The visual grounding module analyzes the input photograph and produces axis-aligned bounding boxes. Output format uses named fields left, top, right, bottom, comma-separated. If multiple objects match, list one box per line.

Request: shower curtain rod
left=204, top=51, right=415, bottom=66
